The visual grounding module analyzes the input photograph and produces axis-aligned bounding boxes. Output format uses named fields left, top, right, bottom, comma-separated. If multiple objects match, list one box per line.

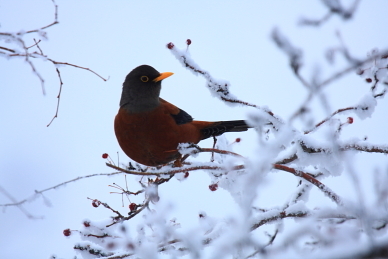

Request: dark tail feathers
left=200, top=120, right=250, bottom=140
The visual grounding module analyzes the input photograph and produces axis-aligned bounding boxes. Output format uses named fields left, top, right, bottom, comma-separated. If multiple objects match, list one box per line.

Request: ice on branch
left=354, top=93, right=377, bottom=120
left=168, top=44, right=240, bottom=106
left=357, top=49, right=388, bottom=87
left=271, top=28, right=303, bottom=73
left=177, top=143, right=200, bottom=157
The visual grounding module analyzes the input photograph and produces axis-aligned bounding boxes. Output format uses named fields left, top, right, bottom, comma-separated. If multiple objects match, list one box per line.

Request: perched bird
left=114, top=65, right=250, bottom=166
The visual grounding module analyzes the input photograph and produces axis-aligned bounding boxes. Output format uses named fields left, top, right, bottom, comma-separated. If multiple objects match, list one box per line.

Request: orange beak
left=153, top=72, right=174, bottom=82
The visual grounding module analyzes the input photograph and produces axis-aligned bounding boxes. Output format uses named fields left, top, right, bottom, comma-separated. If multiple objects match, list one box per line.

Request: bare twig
left=27, top=39, right=42, bottom=50
left=304, top=107, right=355, bottom=134
left=0, top=46, right=16, bottom=53
left=0, top=185, right=42, bottom=219
left=0, top=172, right=122, bottom=208
left=47, top=68, right=63, bottom=126
left=0, top=0, right=107, bottom=126
left=49, top=60, right=108, bottom=81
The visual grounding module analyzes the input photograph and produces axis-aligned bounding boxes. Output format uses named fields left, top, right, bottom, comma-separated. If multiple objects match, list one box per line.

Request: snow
left=354, top=93, right=377, bottom=120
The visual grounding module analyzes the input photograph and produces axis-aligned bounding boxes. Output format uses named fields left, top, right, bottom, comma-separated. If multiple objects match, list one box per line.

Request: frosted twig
left=299, top=0, right=361, bottom=26
left=273, top=164, right=343, bottom=205
left=167, top=42, right=281, bottom=123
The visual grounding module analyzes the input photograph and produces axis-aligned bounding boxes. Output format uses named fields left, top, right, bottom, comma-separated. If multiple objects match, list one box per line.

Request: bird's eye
left=140, top=76, right=149, bottom=82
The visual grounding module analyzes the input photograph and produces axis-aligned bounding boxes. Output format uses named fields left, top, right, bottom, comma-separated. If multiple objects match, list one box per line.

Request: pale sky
left=1, top=1, right=387, bottom=258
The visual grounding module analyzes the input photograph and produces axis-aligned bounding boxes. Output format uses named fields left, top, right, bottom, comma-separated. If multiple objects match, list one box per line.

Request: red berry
left=167, top=42, right=174, bottom=49
left=127, top=242, right=135, bottom=250
left=63, top=229, right=71, bottom=236
left=186, top=39, right=192, bottom=45
left=209, top=183, right=218, bottom=191
left=92, top=199, right=100, bottom=208
left=365, top=78, right=372, bottom=83
left=102, top=153, right=108, bottom=159
left=184, top=172, right=189, bottom=178
left=83, top=221, right=90, bottom=227
left=235, top=138, right=241, bottom=143
left=347, top=117, right=354, bottom=124
left=129, top=203, right=137, bottom=211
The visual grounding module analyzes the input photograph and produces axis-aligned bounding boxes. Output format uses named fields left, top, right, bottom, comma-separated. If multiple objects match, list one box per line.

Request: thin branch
left=106, top=163, right=240, bottom=176
left=0, top=46, right=16, bottom=53
left=299, top=0, right=361, bottom=26
left=87, top=197, right=124, bottom=218
left=47, top=68, right=63, bottom=127
left=1, top=0, right=107, bottom=126
left=106, top=199, right=150, bottom=227
left=22, top=0, right=59, bottom=35
left=27, top=39, right=42, bottom=50
left=304, top=107, right=355, bottom=134
left=343, top=143, right=388, bottom=154
left=49, top=60, right=108, bottom=81
left=300, top=141, right=388, bottom=155
left=273, top=164, right=343, bottom=205
left=250, top=211, right=308, bottom=231
left=0, top=185, right=42, bottom=219
left=289, top=49, right=388, bottom=123
left=275, top=153, right=298, bottom=165
left=0, top=172, right=122, bottom=207
left=168, top=42, right=279, bottom=122
left=195, top=147, right=244, bottom=158
left=107, top=162, right=342, bottom=206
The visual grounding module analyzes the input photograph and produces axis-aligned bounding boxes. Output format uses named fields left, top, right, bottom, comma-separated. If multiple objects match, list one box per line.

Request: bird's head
left=120, top=65, right=173, bottom=113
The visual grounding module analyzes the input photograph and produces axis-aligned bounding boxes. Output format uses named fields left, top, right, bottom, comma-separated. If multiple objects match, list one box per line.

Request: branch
left=0, top=1, right=107, bottom=126
left=300, top=141, right=388, bottom=155
left=46, top=67, right=63, bottom=127
left=0, top=185, right=42, bottom=219
left=199, top=148, right=243, bottom=158
left=304, top=107, right=355, bottom=134
left=106, top=162, right=243, bottom=176
left=251, top=211, right=308, bottom=231
left=107, top=161, right=342, bottom=206
left=289, top=48, right=388, bottom=122
left=167, top=41, right=281, bottom=123
left=299, top=0, right=361, bottom=26
left=49, top=60, right=108, bottom=81
left=0, top=172, right=122, bottom=208
left=273, top=164, right=343, bottom=205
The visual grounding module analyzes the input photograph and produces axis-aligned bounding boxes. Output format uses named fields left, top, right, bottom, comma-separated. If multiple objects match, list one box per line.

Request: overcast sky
left=1, top=1, right=387, bottom=258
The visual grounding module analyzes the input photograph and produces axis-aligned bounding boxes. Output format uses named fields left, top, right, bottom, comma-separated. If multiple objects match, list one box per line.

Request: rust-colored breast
left=114, top=102, right=208, bottom=166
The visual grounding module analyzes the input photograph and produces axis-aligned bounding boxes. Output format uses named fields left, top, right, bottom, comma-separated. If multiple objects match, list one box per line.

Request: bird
left=114, top=65, right=250, bottom=166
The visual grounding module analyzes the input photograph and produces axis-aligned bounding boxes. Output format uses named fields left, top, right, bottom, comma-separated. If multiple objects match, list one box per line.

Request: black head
left=120, top=65, right=173, bottom=113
